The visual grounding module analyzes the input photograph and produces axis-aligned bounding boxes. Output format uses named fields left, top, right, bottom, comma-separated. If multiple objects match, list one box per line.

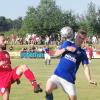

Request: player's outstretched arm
left=83, top=64, right=97, bottom=86
left=53, top=48, right=65, bottom=57
left=54, top=46, right=76, bottom=57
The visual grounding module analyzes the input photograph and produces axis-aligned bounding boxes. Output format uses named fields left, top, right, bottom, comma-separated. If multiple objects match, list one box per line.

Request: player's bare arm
left=66, top=46, right=76, bottom=52
left=54, top=46, right=76, bottom=57
left=54, top=48, right=66, bottom=57
left=83, top=64, right=97, bottom=85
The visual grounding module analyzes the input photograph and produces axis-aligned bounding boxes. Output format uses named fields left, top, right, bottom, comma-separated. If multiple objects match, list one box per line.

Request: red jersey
left=0, top=51, right=20, bottom=95
left=0, top=51, right=12, bottom=75
left=87, top=47, right=93, bottom=59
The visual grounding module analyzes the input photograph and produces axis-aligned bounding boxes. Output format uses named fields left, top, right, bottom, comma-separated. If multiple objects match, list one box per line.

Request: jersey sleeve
left=58, top=41, right=72, bottom=50
left=81, top=50, right=89, bottom=65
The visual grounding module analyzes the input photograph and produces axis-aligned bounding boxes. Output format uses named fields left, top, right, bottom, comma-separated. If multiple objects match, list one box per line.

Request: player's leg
left=45, top=59, right=47, bottom=65
left=59, top=77, right=77, bottom=100
left=47, top=55, right=51, bottom=65
left=48, top=59, right=51, bottom=65
left=45, top=75, right=59, bottom=100
left=2, top=89, right=10, bottom=100
left=45, top=81, right=57, bottom=100
left=15, top=65, right=42, bottom=93
left=44, top=54, right=48, bottom=65
left=68, top=95, right=77, bottom=100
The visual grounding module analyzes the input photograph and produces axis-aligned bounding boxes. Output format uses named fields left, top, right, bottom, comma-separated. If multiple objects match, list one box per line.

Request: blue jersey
left=43, top=48, right=49, bottom=54
left=54, top=41, right=89, bottom=84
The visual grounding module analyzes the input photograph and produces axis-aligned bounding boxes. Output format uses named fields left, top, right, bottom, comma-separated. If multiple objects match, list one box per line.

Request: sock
left=45, top=92, right=53, bottom=100
left=45, top=60, right=47, bottom=65
left=24, top=69, right=38, bottom=88
left=48, top=60, right=51, bottom=65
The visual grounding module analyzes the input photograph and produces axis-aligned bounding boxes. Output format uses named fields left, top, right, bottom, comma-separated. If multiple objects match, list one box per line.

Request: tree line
left=0, top=0, right=100, bottom=36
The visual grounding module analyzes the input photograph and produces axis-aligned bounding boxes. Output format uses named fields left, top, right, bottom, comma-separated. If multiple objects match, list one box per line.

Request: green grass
left=0, top=59, right=100, bottom=100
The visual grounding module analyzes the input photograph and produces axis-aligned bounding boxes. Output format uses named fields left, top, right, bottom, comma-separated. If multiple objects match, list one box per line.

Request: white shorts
left=47, top=75, right=76, bottom=96
left=44, top=53, right=51, bottom=60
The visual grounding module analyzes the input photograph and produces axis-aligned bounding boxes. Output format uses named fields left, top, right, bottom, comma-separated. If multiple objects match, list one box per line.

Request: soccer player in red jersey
left=0, top=33, right=42, bottom=100
left=87, top=45, right=93, bottom=63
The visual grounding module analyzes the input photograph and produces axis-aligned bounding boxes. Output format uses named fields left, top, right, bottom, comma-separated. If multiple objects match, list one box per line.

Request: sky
left=0, top=0, right=100, bottom=20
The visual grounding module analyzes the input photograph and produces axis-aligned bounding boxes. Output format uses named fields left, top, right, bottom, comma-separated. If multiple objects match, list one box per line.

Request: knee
left=46, top=85, right=51, bottom=93
left=46, top=87, right=51, bottom=93
left=19, top=64, right=28, bottom=72
left=46, top=82, right=54, bottom=93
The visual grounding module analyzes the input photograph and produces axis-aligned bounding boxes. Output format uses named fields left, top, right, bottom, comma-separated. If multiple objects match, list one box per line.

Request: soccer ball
left=60, top=26, right=74, bottom=40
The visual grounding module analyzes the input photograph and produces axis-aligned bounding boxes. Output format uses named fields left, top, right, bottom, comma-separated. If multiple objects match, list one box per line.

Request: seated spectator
left=9, top=46, right=14, bottom=51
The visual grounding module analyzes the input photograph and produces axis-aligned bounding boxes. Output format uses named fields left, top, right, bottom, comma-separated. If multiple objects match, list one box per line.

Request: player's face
left=75, top=33, right=87, bottom=46
left=0, top=36, right=6, bottom=50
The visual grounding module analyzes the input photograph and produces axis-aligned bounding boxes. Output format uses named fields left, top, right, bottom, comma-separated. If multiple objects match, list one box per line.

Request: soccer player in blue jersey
left=45, top=30, right=97, bottom=100
left=43, top=45, right=51, bottom=65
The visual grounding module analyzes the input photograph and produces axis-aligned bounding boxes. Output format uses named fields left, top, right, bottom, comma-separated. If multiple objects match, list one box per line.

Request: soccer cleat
left=34, top=84, right=43, bottom=93
left=16, top=79, right=21, bottom=85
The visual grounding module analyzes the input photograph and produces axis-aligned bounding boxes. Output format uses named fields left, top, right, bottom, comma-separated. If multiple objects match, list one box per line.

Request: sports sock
left=45, top=92, right=53, bottom=100
left=24, top=69, right=38, bottom=87
left=48, top=60, right=51, bottom=65
left=45, top=60, right=47, bottom=65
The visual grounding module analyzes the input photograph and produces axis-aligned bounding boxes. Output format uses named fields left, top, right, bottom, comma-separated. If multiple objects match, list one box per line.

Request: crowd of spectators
left=6, top=33, right=100, bottom=46
left=6, top=33, right=62, bottom=46
left=7, top=33, right=100, bottom=58
left=7, top=33, right=100, bottom=59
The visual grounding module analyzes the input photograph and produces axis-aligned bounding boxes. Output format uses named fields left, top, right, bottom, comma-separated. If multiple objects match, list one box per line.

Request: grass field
left=0, top=58, right=100, bottom=100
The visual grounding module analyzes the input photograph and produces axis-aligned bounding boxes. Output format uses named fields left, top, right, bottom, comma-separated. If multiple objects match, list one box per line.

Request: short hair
left=0, top=33, right=4, bottom=36
left=78, top=30, right=87, bottom=36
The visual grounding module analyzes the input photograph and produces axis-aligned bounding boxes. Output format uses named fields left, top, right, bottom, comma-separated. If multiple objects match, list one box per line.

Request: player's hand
left=89, top=80, right=97, bottom=86
left=66, top=46, right=76, bottom=52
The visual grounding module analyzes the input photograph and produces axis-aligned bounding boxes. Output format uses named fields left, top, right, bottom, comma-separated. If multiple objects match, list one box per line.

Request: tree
left=86, top=2, right=97, bottom=35
left=22, top=0, right=77, bottom=36
left=0, top=16, right=11, bottom=32
left=22, top=0, right=62, bottom=35
left=12, top=17, right=23, bottom=31
left=77, top=2, right=100, bottom=36
left=95, top=8, right=100, bottom=35
left=61, top=11, right=78, bottom=32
